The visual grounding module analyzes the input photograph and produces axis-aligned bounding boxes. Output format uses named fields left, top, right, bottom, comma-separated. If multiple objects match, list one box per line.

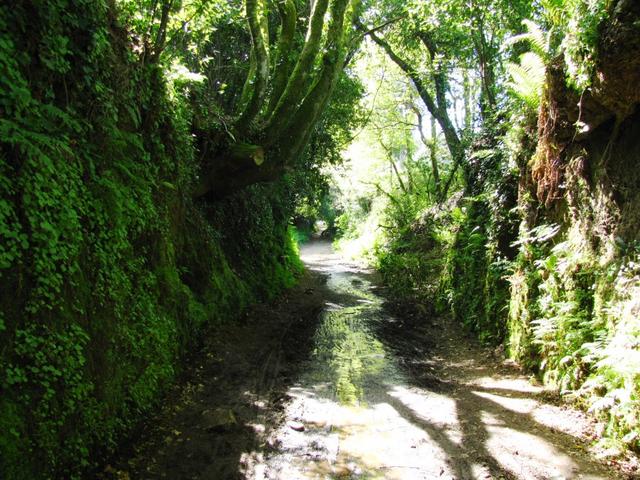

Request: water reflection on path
left=241, top=242, right=614, bottom=480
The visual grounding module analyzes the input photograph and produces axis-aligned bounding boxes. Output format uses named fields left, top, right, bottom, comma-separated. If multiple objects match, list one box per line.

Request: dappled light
left=240, top=243, right=615, bottom=479
left=1, top=0, right=638, bottom=477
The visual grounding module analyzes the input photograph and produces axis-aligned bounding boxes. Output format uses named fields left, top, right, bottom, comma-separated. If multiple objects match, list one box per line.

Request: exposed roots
left=531, top=62, right=570, bottom=208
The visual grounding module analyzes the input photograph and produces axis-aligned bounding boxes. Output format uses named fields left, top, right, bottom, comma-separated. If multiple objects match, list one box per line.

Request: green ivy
left=0, top=1, right=304, bottom=477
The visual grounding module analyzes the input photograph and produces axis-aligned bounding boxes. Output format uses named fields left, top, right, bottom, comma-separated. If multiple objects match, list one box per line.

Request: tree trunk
left=367, top=27, right=465, bottom=179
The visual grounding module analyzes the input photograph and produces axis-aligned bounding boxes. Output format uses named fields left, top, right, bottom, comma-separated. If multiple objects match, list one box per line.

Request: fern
left=506, top=52, right=546, bottom=110
left=506, top=20, right=549, bottom=111
left=506, top=19, right=551, bottom=60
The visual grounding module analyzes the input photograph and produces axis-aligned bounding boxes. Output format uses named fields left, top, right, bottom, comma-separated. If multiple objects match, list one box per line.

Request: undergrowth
left=0, top=2, right=303, bottom=478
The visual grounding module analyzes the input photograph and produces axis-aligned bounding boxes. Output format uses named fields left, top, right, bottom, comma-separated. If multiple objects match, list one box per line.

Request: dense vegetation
left=333, top=0, right=640, bottom=458
left=0, top=0, right=359, bottom=477
left=0, top=0, right=638, bottom=477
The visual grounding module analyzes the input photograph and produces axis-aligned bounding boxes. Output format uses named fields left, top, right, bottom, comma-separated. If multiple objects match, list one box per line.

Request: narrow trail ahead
left=106, top=241, right=624, bottom=479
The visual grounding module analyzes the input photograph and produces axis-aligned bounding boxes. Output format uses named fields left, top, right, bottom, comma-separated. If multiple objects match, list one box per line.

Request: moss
left=0, top=1, right=304, bottom=477
left=503, top=221, right=640, bottom=450
left=0, top=399, right=28, bottom=479
left=579, top=247, right=640, bottom=451
left=507, top=267, right=540, bottom=368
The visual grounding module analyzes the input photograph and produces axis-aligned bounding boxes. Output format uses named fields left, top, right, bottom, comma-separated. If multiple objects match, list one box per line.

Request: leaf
left=506, top=19, right=550, bottom=60
left=507, top=52, right=546, bottom=110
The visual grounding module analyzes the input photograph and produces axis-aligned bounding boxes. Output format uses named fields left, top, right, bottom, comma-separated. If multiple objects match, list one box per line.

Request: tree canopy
left=1, top=0, right=639, bottom=477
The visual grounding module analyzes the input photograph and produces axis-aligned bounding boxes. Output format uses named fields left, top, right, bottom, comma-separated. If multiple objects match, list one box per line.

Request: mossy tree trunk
left=196, top=0, right=362, bottom=199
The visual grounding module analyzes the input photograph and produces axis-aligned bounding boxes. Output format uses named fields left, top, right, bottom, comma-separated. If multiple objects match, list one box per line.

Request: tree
left=187, top=0, right=364, bottom=199
left=116, top=0, right=364, bottom=199
left=358, top=0, right=531, bottom=199
left=362, top=20, right=465, bottom=200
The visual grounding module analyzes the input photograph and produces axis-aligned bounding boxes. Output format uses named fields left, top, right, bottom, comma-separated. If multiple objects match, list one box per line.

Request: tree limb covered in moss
left=196, top=0, right=360, bottom=199
left=266, top=0, right=298, bottom=115
left=276, top=0, right=356, bottom=157
left=236, top=0, right=270, bottom=127
left=264, top=0, right=331, bottom=138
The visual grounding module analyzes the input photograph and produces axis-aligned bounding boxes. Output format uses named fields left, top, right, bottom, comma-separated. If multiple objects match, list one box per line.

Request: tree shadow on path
left=374, top=309, right=619, bottom=480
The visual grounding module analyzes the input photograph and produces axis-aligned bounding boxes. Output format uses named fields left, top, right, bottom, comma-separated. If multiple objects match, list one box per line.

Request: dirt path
left=103, top=241, right=634, bottom=479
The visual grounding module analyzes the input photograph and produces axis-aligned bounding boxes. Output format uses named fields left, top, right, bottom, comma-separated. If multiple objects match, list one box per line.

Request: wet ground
left=104, top=241, right=635, bottom=479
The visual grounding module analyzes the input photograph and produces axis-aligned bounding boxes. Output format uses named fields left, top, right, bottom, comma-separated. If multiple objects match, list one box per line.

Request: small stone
left=287, top=420, right=305, bottom=431
left=202, top=408, right=236, bottom=432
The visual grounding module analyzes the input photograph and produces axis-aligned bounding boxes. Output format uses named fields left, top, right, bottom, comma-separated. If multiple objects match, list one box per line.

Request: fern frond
left=507, top=51, right=546, bottom=110
left=506, top=19, right=550, bottom=60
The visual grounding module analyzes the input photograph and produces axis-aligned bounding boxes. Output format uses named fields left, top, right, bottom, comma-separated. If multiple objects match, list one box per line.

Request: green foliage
left=440, top=197, right=513, bottom=344
left=560, top=0, right=611, bottom=89
left=0, top=1, right=306, bottom=477
left=507, top=19, right=552, bottom=59
left=289, top=224, right=312, bottom=245
left=580, top=245, right=640, bottom=451
left=530, top=239, right=598, bottom=391
left=372, top=172, right=516, bottom=348
left=505, top=226, right=640, bottom=451
left=0, top=0, right=634, bottom=472
left=507, top=52, right=546, bottom=110
left=539, top=0, right=611, bottom=89
left=3, top=324, right=94, bottom=472
left=505, top=1, right=611, bottom=105
left=505, top=20, right=551, bottom=111
left=377, top=233, right=447, bottom=309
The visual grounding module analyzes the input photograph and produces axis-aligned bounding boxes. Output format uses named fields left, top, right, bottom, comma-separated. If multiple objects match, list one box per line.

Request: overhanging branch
left=236, top=0, right=270, bottom=128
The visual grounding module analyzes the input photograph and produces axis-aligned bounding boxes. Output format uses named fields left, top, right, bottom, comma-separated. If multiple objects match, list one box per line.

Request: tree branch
left=441, top=156, right=462, bottom=199
left=355, top=15, right=405, bottom=39
left=148, top=0, right=174, bottom=63
left=265, top=0, right=331, bottom=137
left=194, top=143, right=277, bottom=199
left=380, top=139, right=408, bottom=193
left=266, top=0, right=297, bottom=115
left=236, top=0, right=270, bottom=128
left=275, top=0, right=356, bottom=161
left=417, top=31, right=449, bottom=117
left=411, top=104, right=440, bottom=198
left=365, top=24, right=464, bottom=171
left=197, top=0, right=359, bottom=200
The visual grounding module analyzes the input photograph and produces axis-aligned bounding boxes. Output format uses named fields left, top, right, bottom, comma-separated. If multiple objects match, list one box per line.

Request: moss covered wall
left=505, top=101, right=640, bottom=450
left=502, top=0, right=640, bottom=448
left=0, top=2, right=301, bottom=478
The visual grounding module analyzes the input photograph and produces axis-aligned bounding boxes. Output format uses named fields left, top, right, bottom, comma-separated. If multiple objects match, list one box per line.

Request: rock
left=287, top=420, right=305, bottom=432
left=202, top=408, right=237, bottom=432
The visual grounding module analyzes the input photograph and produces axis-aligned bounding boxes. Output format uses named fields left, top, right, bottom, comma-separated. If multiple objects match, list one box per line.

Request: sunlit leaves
left=167, top=59, right=206, bottom=84
left=506, top=19, right=551, bottom=60
left=506, top=52, right=546, bottom=110
left=561, top=0, right=610, bottom=89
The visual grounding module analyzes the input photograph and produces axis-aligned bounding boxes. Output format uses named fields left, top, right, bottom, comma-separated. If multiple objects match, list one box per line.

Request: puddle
left=241, top=241, right=617, bottom=480
left=110, top=241, right=624, bottom=479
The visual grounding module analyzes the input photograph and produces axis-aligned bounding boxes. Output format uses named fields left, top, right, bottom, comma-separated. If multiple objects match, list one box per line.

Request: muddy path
left=103, top=241, right=634, bottom=479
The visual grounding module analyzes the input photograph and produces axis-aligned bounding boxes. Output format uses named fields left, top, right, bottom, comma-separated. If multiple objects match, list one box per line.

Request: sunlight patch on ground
left=484, top=415, right=587, bottom=479
left=254, top=388, right=454, bottom=480
left=388, top=385, right=461, bottom=443
left=241, top=242, right=614, bottom=480
left=473, top=390, right=538, bottom=415
left=469, top=375, right=543, bottom=393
